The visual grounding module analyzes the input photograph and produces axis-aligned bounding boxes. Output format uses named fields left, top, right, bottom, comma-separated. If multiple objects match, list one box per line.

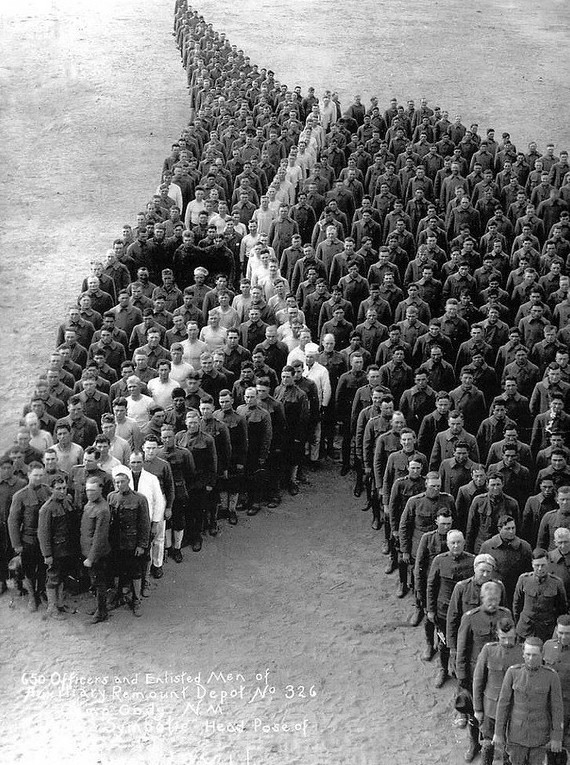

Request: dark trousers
left=340, top=419, right=352, bottom=468
left=21, top=541, right=46, bottom=594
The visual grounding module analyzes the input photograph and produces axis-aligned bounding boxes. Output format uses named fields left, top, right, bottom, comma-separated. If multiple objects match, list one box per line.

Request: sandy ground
left=1, top=0, right=570, bottom=763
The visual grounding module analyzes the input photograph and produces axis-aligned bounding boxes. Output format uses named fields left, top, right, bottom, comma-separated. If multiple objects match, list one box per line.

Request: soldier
left=198, top=397, right=231, bottom=533
left=399, top=473, right=456, bottom=598
left=427, top=529, right=475, bottom=689
left=455, top=582, right=511, bottom=762
left=513, top=547, right=568, bottom=643
left=274, top=365, right=309, bottom=495
left=214, top=390, right=247, bottom=525
left=388, top=457, right=426, bottom=595
left=472, top=616, right=524, bottom=765
left=81, top=475, right=112, bottom=623
left=414, top=509, right=453, bottom=657
left=7, top=462, right=51, bottom=611
left=0, top=456, right=26, bottom=594
left=494, top=637, right=564, bottom=765
left=256, top=377, right=286, bottom=508
left=456, top=581, right=513, bottom=762
left=37, top=474, right=78, bottom=619
left=544, top=615, right=570, bottom=764
left=107, top=466, right=151, bottom=617
left=237, top=387, right=272, bottom=515
left=175, top=409, right=217, bottom=551
left=158, top=423, right=195, bottom=562
left=447, top=554, right=508, bottom=685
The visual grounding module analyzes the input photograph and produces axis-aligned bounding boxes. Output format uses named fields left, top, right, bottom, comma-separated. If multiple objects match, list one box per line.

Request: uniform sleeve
left=472, top=644, right=490, bottom=715
left=137, top=495, right=151, bottom=548
left=549, top=668, right=565, bottom=744
left=512, top=575, right=525, bottom=626
left=162, top=462, right=175, bottom=511
left=7, top=493, right=24, bottom=550
left=446, top=583, right=463, bottom=651
left=465, top=499, right=479, bottom=553
left=37, top=502, right=52, bottom=558
left=429, top=436, right=442, bottom=473
left=258, top=412, right=273, bottom=463
left=413, top=535, right=430, bottom=601
left=398, top=498, right=414, bottom=555
left=426, top=558, right=441, bottom=615
left=455, top=614, right=471, bottom=682
left=555, top=577, right=568, bottom=618
left=494, top=666, right=515, bottom=740
left=88, top=505, right=111, bottom=563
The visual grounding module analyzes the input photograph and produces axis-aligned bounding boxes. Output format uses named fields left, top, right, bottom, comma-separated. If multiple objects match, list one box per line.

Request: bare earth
left=0, top=0, right=569, bottom=763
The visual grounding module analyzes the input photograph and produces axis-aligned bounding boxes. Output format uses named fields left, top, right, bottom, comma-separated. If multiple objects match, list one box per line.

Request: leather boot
left=24, top=577, right=38, bottom=612
left=464, top=719, right=481, bottom=762
left=44, top=588, right=65, bottom=620
left=56, top=583, right=68, bottom=613
left=91, top=592, right=108, bottom=624
left=132, top=580, right=142, bottom=617
left=480, top=741, right=494, bottom=765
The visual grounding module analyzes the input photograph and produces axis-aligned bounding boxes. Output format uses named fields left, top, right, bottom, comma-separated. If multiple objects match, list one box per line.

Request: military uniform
left=513, top=572, right=567, bottom=642
left=157, top=444, right=195, bottom=532
left=399, top=490, right=456, bottom=559
left=414, top=529, right=449, bottom=655
left=447, top=576, right=508, bottom=656
left=236, top=403, right=272, bottom=511
left=107, top=488, right=151, bottom=580
left=37, top=493, right=78, bottom=593
left=473, top=640, right=524, bottom=749
left=81, top=496, right=112, bottom=620
left=495, top=663, right=564, bottom=764
left=465, top=492, right=521, bottom=554
left=8, top=482, right=52, bottom=609
left=457, top=606, right=514, bottom=685
left=175, top=430, right=217, bottom=545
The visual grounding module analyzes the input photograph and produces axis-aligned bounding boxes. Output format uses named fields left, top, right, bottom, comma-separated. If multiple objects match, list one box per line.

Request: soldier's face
left=558, top=624, right=570, bottom=646
left=522, top=644, right=542, bottom=670
left=447, top=532, right=464, bottom=556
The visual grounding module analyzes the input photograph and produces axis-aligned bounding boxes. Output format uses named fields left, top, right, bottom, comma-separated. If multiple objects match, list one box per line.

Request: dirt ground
left=1, top=0, right=569, bottom=763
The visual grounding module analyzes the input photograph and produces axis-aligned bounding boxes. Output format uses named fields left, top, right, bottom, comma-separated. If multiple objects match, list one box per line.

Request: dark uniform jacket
left=447, top=576, right=508, bottom=652
left=80, top=497, right=111, bottom=562
left=456, top=605, right=513, bottom=682
left=37, top=495, right=77, bottom=559
left=473, top=641, right=524, bottom=719
left=427, top=551, right=475, bottom=622
left=495, top=663, right=564, bottom=747
left=107, top=488, right=150, bottom=552
left=513, top=571, right=567, bottom=642
left=465, top=492, right=520, bottom=554
left=8, top=483, right=52, bottom=548
left=399, top=490, right=456, bottom=558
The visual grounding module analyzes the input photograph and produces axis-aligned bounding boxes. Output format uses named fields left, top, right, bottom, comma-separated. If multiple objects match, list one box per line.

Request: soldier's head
left=531, top=548, right=549, bottom=579
left=523, top=636, right=543, bottom=669
left=556, top=614, right=570, bottom=646
left=473, top=553, right=496, bottom=584
left=480, top=581, right=501, bottom=613
left=435, top=510, right=453, bottom=536
left=447, top=529, right=465, bottom=557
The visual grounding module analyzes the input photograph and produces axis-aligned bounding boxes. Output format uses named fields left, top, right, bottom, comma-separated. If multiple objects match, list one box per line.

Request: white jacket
left=305, top=361, right=332, bottom=407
